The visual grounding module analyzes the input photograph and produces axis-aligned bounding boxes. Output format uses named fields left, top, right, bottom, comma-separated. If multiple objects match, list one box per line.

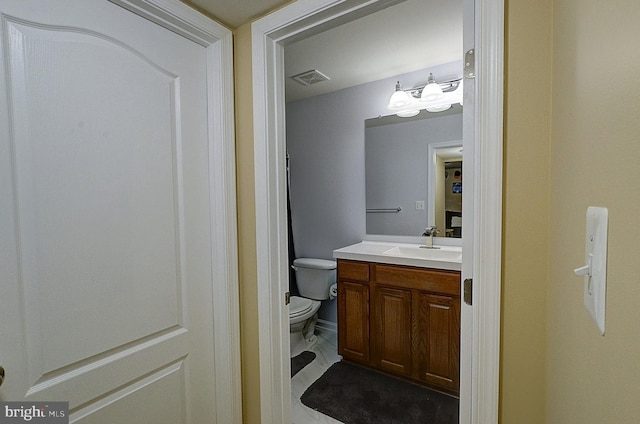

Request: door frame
left=427, top=139, right=464, bottom=232
left=110, top=1, right=242, bottom=422
left=252, top=0, right=503, bottom=422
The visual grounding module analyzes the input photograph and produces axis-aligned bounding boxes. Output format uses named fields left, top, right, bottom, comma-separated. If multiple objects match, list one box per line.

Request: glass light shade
left=396, top=109, right=420, bottom=118
left=387, top=89, right=412, bottom=109
left=426, top=103, right=452, bottom=113
left=421, top=82, right=444, bottom=102
left=454, top=79, right=464, bottom=106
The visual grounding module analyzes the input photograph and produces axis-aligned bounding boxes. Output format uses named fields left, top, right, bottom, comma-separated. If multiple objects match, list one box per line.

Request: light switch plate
left=583, top=206, right=608, bottom=335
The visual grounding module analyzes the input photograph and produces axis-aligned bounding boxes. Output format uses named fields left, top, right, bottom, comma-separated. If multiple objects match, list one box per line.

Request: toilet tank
left=292, top=258, right=337, bottom=300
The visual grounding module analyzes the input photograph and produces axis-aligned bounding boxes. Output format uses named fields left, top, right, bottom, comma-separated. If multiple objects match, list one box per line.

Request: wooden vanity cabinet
left=415, top=291, right=460, bottom=391
left=371, top=285, right=412, bottom=377
left=337, top=259, right=461, bottom=395
left=337, top=260, right=371, bottom=364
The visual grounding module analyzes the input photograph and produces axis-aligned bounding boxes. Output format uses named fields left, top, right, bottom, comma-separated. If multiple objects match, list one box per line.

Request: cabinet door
left=372, top=286, right=412, bottom=376
left=338, top=280, right=370, bottom=364
left=416, top=293, right=461, bottom=392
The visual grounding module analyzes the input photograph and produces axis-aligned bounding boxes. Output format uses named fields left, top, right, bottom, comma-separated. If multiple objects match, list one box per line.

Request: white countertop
left=333, top=241, right=462, bottom=271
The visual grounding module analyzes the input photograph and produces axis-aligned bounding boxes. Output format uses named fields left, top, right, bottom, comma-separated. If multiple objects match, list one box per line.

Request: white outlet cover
left=583, top=206, right=608, bottom=335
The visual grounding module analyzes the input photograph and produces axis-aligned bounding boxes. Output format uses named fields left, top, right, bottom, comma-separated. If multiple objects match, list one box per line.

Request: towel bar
left=366, top=207, right=402, bottom=213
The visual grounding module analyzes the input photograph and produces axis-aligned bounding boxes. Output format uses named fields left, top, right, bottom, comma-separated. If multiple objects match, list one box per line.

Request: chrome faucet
left=421, top=226, right=440, bottom=249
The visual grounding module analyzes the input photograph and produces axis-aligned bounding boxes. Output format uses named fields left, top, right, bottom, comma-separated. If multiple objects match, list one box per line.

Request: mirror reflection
left=365, top=105, right=463, bottom=238
left=433, top=151, right=463, bottom=238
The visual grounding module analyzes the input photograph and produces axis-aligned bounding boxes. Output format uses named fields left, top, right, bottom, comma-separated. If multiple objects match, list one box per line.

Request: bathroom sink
left=382, top=246, right=462, bottom=262
left=333, top=241, right=462, bottom=271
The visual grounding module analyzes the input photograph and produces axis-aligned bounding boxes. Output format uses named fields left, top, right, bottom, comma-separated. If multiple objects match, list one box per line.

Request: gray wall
left=285, top=61, right=461, bottom=322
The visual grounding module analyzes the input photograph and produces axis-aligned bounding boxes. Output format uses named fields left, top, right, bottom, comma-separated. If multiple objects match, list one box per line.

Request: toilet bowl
left=289, top=258, right=336, bottom=357
left=289, top=295, right=321, bottom=357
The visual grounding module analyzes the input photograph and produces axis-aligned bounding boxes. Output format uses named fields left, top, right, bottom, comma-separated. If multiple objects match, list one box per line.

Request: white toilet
left=289, top=258, right=337, bottom=357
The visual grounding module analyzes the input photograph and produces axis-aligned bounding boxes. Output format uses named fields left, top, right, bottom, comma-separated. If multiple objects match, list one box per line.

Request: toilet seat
left=289, top=296, right=314, bottom=319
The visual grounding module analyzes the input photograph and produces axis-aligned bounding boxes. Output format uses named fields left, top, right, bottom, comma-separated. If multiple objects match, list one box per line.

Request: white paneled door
left=0, top=1, right=237, bottom=422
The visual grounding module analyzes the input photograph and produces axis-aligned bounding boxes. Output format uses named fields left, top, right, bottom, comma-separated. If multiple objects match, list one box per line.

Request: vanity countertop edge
left=333, top=241, right=462, bottom=271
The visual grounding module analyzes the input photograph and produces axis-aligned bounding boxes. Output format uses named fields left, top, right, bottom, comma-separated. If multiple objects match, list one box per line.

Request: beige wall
left=233, top=22, right=261, bottom=424
left=501, top=0, right=552, bottom=422
left=546, top=0, right=640, bottom=422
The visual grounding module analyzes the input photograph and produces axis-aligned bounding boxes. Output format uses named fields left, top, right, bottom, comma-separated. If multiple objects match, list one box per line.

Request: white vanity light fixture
left=420, top=73, right=445, bottom=101
left=387, top=74, right=463, bottom=117
left=453, top=79, right=463, bottom=106
left=396, top=109, right=421, bottom=117
left=387, top=81, right=413, bottom=109
left=426, top=104, right=452, bottom=113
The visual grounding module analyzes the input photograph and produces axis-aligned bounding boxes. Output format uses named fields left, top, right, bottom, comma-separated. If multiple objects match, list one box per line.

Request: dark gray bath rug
left=291, top=351, right=316, bottom=377
left=301, top=361, right=458, bottom=424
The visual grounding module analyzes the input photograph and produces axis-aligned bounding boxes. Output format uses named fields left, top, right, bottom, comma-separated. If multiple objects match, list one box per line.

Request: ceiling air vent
left=290, top=69, right=330, bottom=86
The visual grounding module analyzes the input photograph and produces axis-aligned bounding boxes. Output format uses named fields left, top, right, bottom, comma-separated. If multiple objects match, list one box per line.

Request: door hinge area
left=464, top=49, right=476, bottom=79
left=464, top=279, right=473, bottom=305
left=285, top=291, right=290, bottom=305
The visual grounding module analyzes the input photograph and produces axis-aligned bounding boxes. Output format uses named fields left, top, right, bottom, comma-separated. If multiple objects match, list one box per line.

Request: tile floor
left=291, top=330, right=343, bottom=424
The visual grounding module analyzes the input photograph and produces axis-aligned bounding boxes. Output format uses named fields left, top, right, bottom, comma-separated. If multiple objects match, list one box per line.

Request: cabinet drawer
left=338, top=260, right=370, bottom=282
left=374, top=264, right=460, bottom=296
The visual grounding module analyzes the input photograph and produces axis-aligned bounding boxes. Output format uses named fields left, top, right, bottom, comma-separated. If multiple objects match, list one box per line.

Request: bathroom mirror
left=365, top=105, right=463, bottom=238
